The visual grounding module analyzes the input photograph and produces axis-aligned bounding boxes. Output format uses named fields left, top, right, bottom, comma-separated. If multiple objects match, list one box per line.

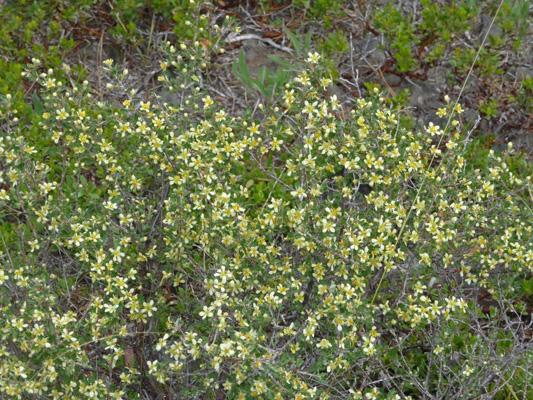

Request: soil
left=65, top=2, right=533, bottom=158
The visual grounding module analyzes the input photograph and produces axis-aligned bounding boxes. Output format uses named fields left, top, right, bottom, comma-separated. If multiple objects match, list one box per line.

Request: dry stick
left=98, top=31, right=104, bottom=102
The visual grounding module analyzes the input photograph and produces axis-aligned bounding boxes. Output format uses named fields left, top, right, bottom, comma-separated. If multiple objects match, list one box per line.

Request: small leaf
left=33, top=92, right=44, bottom=115
left=285, top=28, right=301, bottom=59
left=523, top=278, right=533, bottom=294
left=232, top=60, right=240, bottom=79
left=304, top=29, right=312, bottom=54
left=257, top=65, right=267, bottom=85
left=267, top=55, right=295, bottom=71
left=253, top=79, right=268, bottom=98
left=238, top=50, right=251, bottom=83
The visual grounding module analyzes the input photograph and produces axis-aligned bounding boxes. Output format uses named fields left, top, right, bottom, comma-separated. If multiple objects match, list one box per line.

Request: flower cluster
left=0, top=15, right=532, bottom=400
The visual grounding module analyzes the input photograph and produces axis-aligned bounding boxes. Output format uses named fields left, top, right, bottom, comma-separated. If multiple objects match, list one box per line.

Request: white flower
left=291, top=187, right=306, bottom=200
left=307, top=52, right=321, bottom=64
left=147, top=360, right=158, bottom=374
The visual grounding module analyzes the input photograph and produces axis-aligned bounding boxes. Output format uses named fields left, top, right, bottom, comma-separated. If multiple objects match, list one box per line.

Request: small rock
left=507, top=67, right=533, bottom=83
left=355, top=37, right=385, bottom=74
left=478, top=118, right=489, bottom=137
left=496, top=129, right=533, bottom=155
left=409, top=81, right=441, bottom=107
left=478, top=14, right=503, bottom=44
left=423, top=100, right=449, bottom=130
left=242, top=40, right=286, bottom=77
left=325, top=84, right=344, bottom=100
left=462, top=108, right=482, bottom=133
left=380, top=73, right=402, bottom=86
left=76, top=42, right=122, bottom=66
left=427, top=66, right=447, bottom=89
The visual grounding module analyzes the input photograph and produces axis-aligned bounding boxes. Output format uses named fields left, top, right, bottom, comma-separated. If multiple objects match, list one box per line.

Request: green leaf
left=388, top=347, right=399, bottom=361
left=257, top=65, right=267, bottom=85
left=285, top=28, right=301, bottom=59
left=252, top=78, right=267, bottom=98
left=304, top=29, right=312, bottom=54
left=267, top=55, right=295, bottom=71
left=33, top=92, right=44, bottom=115
left=238, top=50, right=251, bottom=82
left=232, top=58, right=241, bottom=79
left=523, top=278, right=533, bottom=294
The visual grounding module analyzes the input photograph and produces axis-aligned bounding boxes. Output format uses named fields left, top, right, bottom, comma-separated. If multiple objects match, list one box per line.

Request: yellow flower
left=203, top=95, right=214, bottom=109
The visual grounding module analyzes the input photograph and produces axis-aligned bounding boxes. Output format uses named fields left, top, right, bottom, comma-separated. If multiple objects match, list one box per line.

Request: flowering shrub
left=1, top=16, right=533, bottom=400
